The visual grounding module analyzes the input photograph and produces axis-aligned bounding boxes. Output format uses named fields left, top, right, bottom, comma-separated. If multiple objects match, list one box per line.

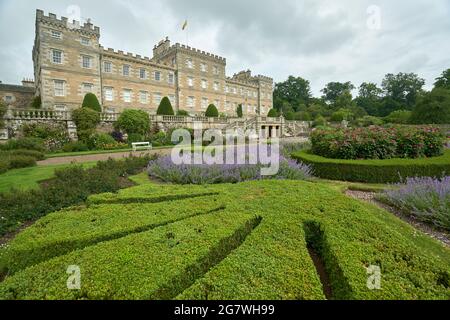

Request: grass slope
left=0, top=162, right=96, bottom=193
left=0, top=180, right=449, bottom=300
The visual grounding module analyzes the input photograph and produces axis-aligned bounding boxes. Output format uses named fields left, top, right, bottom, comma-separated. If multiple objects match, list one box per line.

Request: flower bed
left=292, top=149, right=450, bottom=183
left=148, top=156, right=311, bottom=184
left=311, top=126, right=445, bottom=160
left=378, top=176, right=450, bottom=231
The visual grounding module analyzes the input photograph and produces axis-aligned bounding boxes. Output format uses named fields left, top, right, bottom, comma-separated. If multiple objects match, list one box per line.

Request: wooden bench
left=132, top=142, right=152, bottom=152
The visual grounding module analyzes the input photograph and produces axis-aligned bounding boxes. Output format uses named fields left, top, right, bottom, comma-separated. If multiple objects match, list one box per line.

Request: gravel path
left=38, top=149, right=173, bottom=166
left=346, top=190, right=450, bottom=247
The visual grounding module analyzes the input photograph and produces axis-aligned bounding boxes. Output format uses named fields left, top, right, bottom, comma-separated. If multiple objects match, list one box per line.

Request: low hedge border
left=292, top=150, right=450, bottom=183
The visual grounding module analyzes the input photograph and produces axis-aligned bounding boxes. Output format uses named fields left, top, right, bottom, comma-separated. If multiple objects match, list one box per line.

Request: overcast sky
left=0, top=0, right=449, bottom=96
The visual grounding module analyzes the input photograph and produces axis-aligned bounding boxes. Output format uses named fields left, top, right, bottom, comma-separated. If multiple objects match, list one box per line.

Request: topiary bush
left=82, top=93, right=102, bottom=112
left=0, top=102, right=7, bottom=129
left=156, top=97, right=175, bottom=116
left=115, top=109, right=150, bottom=136
left=205, top=104, right=219, bottom=118
left=31, top=96, right=42, bottom=109
left=236, top=104, right=243, bottom=118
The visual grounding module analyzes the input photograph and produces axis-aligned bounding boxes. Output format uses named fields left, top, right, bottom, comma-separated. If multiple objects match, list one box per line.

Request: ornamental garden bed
left=0, top=180, right=449, bottom=300
left=292, top=149, right=450, bottom=183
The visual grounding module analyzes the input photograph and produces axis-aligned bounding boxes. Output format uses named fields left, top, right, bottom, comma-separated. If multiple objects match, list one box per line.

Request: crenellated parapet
left=167, top=42, right=227, bottom=64
left=36, top=9, right=100, bottom=37
left=100, top=46, right=176, bottom=71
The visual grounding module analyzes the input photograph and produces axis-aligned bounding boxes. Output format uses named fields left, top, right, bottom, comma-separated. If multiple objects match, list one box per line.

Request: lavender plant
left=147, top=155, right=312, bottom=185
left=380, top=176, right=450, bottom=231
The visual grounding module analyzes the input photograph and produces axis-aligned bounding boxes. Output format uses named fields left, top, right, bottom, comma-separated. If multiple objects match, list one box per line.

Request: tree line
left=272, top=68, right=450, bottom=124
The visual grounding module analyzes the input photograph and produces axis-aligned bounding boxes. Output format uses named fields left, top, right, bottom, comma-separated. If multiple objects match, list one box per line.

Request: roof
left=0, top=83, right=35, bottom=94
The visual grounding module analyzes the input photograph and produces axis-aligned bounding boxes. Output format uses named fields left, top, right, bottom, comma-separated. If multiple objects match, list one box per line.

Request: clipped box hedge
left=0, top=194, right=227, bottom=275
left=292, top=150, right=450, bottom=183
left=1, top=181, right=449, bottom=300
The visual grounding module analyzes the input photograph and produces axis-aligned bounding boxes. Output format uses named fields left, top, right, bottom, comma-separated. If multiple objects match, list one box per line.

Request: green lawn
left=0, top=162, right=97, bottom=193
left=1, top=180, right=449, bottom=300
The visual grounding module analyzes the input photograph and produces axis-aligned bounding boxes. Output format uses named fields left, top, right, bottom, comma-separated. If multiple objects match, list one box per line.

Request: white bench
left=132, top=142, right=152, bottom=152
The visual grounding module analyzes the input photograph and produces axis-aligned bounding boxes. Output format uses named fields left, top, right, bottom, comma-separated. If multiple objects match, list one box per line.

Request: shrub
left=0, top=159, right=9, bottom=174
left=30, top=96, right=42, bottom=109
left=115, top=109, right=150, bottom=135
left=354, top=116, right=384, bottom=127
left=127, top=133, right=144, bottom=144
left=3, top=137, right=46, bottom=152
left=22, top=123, right=70, bottom=152
left=330, top=108, right=354, bottom=122
left=379, top=176, right=450, bottom=231
left=292, top=149, right=450, bottom=183
left=110, top=131, right=125, bottom=143
left=267, top=109, right=278, bottom=117
left=7, top=156, right=37, bottom=169
left=72, top=107, right=100, bottom=132
left=311, top=126, right=445, bottom=160
left=177, top=110, right=189, bottom=116
left=156, top=97, right=175, bottom=116
left=385, top=110, right=412, bottom=124
left=236, top=104, right=243, bottom=118
left=82, top=93, right=102, bottom=112
left=86, top=133, right=125, bottom=150
left=7, top=150, right=45, bottom=161
left=62, top=141, right=89, bottom=153
left=312, top=115, right=326, bottom=128
left=205, top=104, right=219, bottom=118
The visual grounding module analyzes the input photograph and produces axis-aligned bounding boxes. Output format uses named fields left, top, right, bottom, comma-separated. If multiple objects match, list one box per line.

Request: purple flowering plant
left=380, top=176, right=450, bottom=231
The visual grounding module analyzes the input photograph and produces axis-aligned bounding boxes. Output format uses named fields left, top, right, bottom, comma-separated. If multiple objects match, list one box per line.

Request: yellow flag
left=182, top=20, right=188, bottom=30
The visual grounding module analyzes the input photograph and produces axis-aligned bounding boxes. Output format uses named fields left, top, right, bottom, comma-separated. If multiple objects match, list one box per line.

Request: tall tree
left=434, top=68, right=450, bottom=89
left=273, top=76, right=312, bottom=112
left=321, top=82, right=355, bottom=107
left=411, top=88, right=450, bottom=124
left=355, top=82, right=383, bottom=116
left=381, top=72, right=425, bottom=109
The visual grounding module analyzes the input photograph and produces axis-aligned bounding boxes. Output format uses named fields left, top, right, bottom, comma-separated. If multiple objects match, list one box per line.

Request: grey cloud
left=0, top=0, right=449, bottom=95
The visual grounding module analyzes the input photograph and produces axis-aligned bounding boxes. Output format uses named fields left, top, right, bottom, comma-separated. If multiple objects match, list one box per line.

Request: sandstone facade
left=33, top=10, right=274, bottom=116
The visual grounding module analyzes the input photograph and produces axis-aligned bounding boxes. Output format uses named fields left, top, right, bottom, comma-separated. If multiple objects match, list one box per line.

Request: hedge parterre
left=292, top=149, right=450, bottom=183
left=311, top=126, right=445, bottom=160
left=1, top=180, right=449, bottom=300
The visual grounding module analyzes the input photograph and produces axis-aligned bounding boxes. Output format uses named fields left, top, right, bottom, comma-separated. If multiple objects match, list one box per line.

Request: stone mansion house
left=0, top=10, right=310, bottom=140
left=29, top=9, right=273, bottom=116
